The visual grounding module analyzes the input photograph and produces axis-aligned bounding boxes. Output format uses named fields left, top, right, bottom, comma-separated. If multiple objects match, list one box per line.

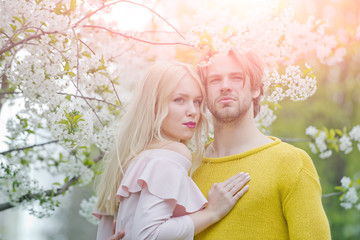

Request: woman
left=94, top=62, right=250, bottom=240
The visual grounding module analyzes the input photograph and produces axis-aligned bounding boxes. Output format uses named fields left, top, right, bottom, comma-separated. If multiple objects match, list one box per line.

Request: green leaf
left=64, top=176, right=69, bottom=183
left=343, top=127, right=347, bottom=133
left=57, top=119, right=69, bottom=125
left=64, top=110, right=70, bottom=120
left=13, top=16, right=23, bottom=24
left=64, top=61, right=70, bottom=71
left=65, top=95, right=71, bottom=101
left=334, top=186, right=344, bottom=191
left=67, top=71, right=76, bottom=77
left=81, top=51, right=91, bottom=58
left=70, top=0, right=77, bottom=10
left=73, top=115, right=82, bottom=123
left=10, top=24, right=17, bottom=32
left=329, top=129, right=335, bottom=140
left=335, top=129, right=343, bottom=136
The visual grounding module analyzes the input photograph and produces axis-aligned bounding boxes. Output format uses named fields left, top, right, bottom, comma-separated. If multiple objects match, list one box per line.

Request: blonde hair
left=96, top=62, right=208, bottom=215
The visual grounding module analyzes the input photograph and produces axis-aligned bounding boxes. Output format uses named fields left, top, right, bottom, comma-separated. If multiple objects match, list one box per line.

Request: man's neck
left=206, top=114, right=272, bottom=158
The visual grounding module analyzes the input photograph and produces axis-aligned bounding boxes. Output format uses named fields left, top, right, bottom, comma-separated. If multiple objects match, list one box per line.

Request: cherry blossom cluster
left=79, top=196, right=99, bottom=225
left=186, top=7, right=345, bottom=68
left=337, top=176, right=360, bottom=210
left=264, top=65, right=316, bottom=102
left=305, top=125, right=360, bottom=159
left=0, top=162, right=59, bottom=217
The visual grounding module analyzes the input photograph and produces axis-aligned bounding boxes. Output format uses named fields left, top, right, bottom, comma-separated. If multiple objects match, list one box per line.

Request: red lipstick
left=183, top=121, right=196, bottom=128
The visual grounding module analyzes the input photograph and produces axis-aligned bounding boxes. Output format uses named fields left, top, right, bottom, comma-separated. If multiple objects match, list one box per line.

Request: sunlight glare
left=107, top=2, right=153, bottom=31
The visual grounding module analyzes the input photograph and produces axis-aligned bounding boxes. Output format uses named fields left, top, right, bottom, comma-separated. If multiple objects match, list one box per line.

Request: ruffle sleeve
left=116, top=149, right=207, bottom=215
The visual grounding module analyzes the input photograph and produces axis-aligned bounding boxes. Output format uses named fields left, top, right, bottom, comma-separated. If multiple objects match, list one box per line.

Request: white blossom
left=255, top=104, right=277, bottom=132
left=306, top=126, right=318, bottom=137
left=349, top=125, right=360, bottom=142
left=339, top=135, right=353, bottom=154
left=79, top=196, right=99, bottom=225
left=319, top=150, right=332, bottom=159
left=340, top=176, right=351, bottom=189
left=309, top=143, right=318, bottom=154
left=315, top=131, right=328, bottom=153
left=340, top=202, right=352, bottom=209
left=344, top=187, right=359, bottom=204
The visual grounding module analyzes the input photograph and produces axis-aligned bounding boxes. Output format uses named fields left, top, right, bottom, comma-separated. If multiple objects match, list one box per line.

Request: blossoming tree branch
left=0, top=0, right=359, bottom=221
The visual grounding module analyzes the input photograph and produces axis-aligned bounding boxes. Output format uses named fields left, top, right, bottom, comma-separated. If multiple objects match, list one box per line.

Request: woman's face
left=161, top=75, right=203, bottom=141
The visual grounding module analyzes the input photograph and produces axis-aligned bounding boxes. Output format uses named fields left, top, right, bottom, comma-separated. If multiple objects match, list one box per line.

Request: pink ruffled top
left=95, top=149, right=207, bottom=240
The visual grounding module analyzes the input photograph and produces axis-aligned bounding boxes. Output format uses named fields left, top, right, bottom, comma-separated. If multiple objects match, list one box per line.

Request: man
left=109, top=49, right=331, bottom=239
left=192, top=49, right=331, bottom=239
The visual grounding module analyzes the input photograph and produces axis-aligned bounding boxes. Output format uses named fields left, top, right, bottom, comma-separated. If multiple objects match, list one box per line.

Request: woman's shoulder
left=160, top=142, right=192, bottom=161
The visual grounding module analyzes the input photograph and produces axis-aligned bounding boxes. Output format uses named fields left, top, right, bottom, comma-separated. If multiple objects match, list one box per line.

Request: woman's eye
left=174, top=98, right=183, bottom=103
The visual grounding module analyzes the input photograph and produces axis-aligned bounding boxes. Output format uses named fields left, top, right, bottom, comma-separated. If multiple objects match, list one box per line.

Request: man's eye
left=209, top=78, right=220, bottom=83
left=194, top=99, right=202, bottom=105
left=232, top=76, right=243, bottom=81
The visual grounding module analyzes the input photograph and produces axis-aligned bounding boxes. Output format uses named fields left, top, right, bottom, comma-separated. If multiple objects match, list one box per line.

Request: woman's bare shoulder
left=161, top=142, right=192, bottom=161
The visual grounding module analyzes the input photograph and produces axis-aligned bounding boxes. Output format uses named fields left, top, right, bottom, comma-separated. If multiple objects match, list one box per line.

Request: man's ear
left=251, top=88, right=261, bottom=99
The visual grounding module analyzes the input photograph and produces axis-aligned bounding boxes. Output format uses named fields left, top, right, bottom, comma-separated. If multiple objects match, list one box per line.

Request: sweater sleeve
left=283, top=166, right=331, bottom=240
left=131, top=186, right=194, bottom=240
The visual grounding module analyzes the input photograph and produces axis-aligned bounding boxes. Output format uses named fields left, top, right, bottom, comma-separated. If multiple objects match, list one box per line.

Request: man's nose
left=220, top=77, right=231, bottom=92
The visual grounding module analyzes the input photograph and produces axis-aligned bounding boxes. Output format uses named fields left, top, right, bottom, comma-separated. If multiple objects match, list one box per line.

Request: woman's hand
left=205, top=172, right=250, bottom=221
left=189, top=172, right=250, bottom=235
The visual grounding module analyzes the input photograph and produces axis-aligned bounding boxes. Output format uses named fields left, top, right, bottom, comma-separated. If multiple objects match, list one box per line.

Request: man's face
left=205, top=54, right=259, bottom=123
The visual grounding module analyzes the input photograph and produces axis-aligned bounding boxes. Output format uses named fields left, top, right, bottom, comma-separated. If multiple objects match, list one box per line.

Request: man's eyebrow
left=208, top=72, right=244, bottom=78
left=208, top=74, right=222, bottom=78
left=229, top=72, right=244, bottom=76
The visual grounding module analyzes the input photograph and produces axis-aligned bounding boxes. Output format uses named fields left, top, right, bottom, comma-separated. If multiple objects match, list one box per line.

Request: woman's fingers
left=233, top=185, right=250, bottom=201
left=221, top=172, right=245, bottom=188
left=222, top=172, right=249, bottom=192
left=228, top=173, right=250, bottom=196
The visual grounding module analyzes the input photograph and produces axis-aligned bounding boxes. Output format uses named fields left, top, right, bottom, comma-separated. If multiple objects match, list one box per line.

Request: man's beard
left=208, top=100, right=252, bottom=124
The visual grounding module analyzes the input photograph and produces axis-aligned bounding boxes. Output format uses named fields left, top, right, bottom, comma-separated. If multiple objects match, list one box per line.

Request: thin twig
left=279, top=137, right=312, bottom=143
left=82, top=25, right=193, bottom=47
left=0, top=31, right=60, bottom=56
left=0, top=177, right=79, bottom=211
left=108, top=78, right=121, bottom=106
left=67, top=78, right=105, bottom=126
left=72, top=28, right=80, bottom=96
left=0, top=91, right=22, bottom=95
left=57, top=92, right=122, bottom=108
left=74, top=0, right=185, bottom=40
left=116, top=0, right=186, bottom=40
left=0, top=140, right=59, bottom=155
left=322, top=192, right=342, bottom=198
left=78, top=39, right=95, bottom=55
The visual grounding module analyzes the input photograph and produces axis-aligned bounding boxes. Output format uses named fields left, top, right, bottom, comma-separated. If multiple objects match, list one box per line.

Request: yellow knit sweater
left=192, top=137, right=331, bottom=240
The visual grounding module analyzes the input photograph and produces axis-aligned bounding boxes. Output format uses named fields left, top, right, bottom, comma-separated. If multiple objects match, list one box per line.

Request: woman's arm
left=131, top=172, right=250, bottom=239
